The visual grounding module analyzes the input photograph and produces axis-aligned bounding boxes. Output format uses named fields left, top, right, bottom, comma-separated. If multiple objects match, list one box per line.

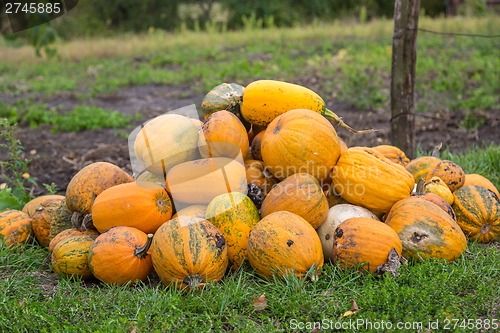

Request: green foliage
left=0, top=102, right=131, bottom=132
left=0, top=120, right=37, bottom=211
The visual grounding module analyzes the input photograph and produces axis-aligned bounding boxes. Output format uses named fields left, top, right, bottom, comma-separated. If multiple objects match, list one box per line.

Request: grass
left=0, top=101, right=133, bottom=132
left=1, top=15, right=498, bottom=118
left=1, top=147, right=499, bottom=332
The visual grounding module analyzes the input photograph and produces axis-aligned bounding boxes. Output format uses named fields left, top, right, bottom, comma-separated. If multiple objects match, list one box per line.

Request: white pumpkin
left=316, top=204, right=380, bottom=262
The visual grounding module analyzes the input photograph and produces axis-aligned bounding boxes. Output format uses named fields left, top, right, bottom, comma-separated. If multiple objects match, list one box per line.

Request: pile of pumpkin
left=1, top=80, right=499, bottom=289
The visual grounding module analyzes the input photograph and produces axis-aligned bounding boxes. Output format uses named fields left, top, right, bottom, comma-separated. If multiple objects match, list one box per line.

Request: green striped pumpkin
left=0, top=209, right=33, bottom=247
left=206, top=192, right=261, bottom=270
left=452, top=185, right=500, bottom=243
left=51, top=235, right=95, bottom=279
left=150, top=217, right=228, bottom=289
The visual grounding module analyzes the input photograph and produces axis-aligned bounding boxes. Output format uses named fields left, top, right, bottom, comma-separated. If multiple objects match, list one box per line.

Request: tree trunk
left=390, top=0, right=420, bottom=159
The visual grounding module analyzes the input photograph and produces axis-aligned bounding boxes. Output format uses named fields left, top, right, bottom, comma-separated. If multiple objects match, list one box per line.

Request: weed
left=0, top=119, right=37, bottom=211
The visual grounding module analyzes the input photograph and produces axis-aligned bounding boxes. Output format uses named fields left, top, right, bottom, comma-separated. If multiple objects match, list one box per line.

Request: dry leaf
left=350, top=299, right=359, bottom=312
left=342, top=310, right=355, bottom=317
left=252, top=294, right=268, bottom=311
left=342, top=299, right=359, bottom=317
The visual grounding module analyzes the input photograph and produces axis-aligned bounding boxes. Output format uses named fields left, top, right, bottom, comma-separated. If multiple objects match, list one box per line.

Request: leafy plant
left=0, top=119, right=37, bottom=211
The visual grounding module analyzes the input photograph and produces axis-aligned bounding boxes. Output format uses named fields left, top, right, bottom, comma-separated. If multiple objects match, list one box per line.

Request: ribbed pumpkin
left=260, top=173, right=329, bottom=229
left=172, top=205, right=207, bottom=219
left=246, top=211, right=324, bottom=280
left=405, top=156, right=441, bottom=183
left=206, top=192, right=260, bottom=269
left=385, top=197, right=467, bottom=261
left=423, top=177, right=454, bottom=204
left=150, top=217, right=228, bottom=289
left=166, top=157, right=247, bottom=205
left=31, top=196, right=74, bottom=247
left=250, top=130, right=265, bottom=161
left=317, top=204, right=380, bottom=262
left=452, top=185, right=500, bottom=243
left=49, top=228, right=100, bottom=252
left=0, top=210, right=32, bottom=247
left=91, top=181, right=172, bottom=234
left=51, top=235, right=95, bottom=279
left=244, top=159, right=277, bottom=196
left=332, top=218, right=402, bottom=273
left=22, top=195, right=65, bottom=217
left=261, top=109, right=341, bottom=182
left=65, top=162, right=134, bottom=224
left=88, top=227, right=153, bottom=285
left=133, top=114, right=200, bottom=176
left=373, top=145, right=410, bottom=166
left=425, top=160, right=465, bottom=193
left=463, top=174, right=499, bottom=198
left=198, top=110, right=249, bottom=159
left=331, top=148, right=415, bottom=213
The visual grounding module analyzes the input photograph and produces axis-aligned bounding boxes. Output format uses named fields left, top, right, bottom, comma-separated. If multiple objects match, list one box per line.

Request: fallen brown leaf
left=252, top=293, right=268, bottom=311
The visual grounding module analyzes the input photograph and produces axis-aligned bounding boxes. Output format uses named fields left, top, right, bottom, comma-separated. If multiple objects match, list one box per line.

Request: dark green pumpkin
left=200, top=83, right=250, bottom=130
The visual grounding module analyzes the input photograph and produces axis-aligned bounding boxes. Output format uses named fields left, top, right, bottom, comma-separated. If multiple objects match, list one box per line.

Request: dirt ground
left=3, top=83, right=499, bottom=196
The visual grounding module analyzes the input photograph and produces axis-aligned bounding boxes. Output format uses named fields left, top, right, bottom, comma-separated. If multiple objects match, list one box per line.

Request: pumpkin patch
left=3, top=78, right=498, bottom=294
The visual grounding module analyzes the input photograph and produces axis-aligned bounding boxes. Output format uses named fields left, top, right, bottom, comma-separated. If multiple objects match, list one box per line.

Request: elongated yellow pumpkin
left=331, top=148, right=415, bottom=213
left=240, top=80, right=372, bottom=133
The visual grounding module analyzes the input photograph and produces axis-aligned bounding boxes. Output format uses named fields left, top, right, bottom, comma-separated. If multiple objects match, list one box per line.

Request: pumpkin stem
left=431, top=142, right=443, bottom=157
left=71, top=211, right=83, bottom=229
left=414, top=178, right=426, bottom=195
left=134, top=234, right=154, bottom=259
left=182, top=274, right=205, bottom=289
left=323, top=108, right=376, bottom=134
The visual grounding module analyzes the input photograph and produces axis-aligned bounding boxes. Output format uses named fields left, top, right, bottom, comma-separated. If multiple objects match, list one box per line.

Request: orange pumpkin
left=385, top=197, right=467, bottom=261
left=166, top=157, right=247, bottom=205
left=198, top=110, right=249, bottom=159
left=332, top=218, right=402, bottom=274
left=91, top=181, right=172, bottom=234
left=373, top=145, right=410, bottom=166
left=206, top=192, right=260, bottom=269
left=339, top=139, right=348, bottom=153
left=405, top=156, right=441, bottom=183
left=172, top=205, right=207, bottom=220
left=22, top=195, right=65, bottom=217
left=260, top=109, right=341, bottom=182
left=0, top=210, right=33, bottom=247
left=246, top=211, right=324, bottom=280
left=416, top=193, right=456, bottom=221
left=331, top=148, right=415, bottom=213
left=463, top=174, right=499, bottom=198
left=260, top=173, right=329, bottom=229
left=49, top=228, right=100, bottom=252
left=250, top=130, right=265, bottom=161
left=31, top=196, right=73, bottom=247
left=65, top=162, right=134, bottom=223
left=425, top=160, right=465, bottom=193
left=88, top=227, right=154, bottom=285
left=244, top=159, right=277, bottom=196
left=51, top=235, right=95, bottom=279
left=150, top=217, right=228, bottom=289
left=452, top=185, right=500, bottom=243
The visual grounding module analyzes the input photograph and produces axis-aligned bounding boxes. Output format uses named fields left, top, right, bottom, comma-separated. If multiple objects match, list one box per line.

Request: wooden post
left=390, top=0, right=420, bottom=159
